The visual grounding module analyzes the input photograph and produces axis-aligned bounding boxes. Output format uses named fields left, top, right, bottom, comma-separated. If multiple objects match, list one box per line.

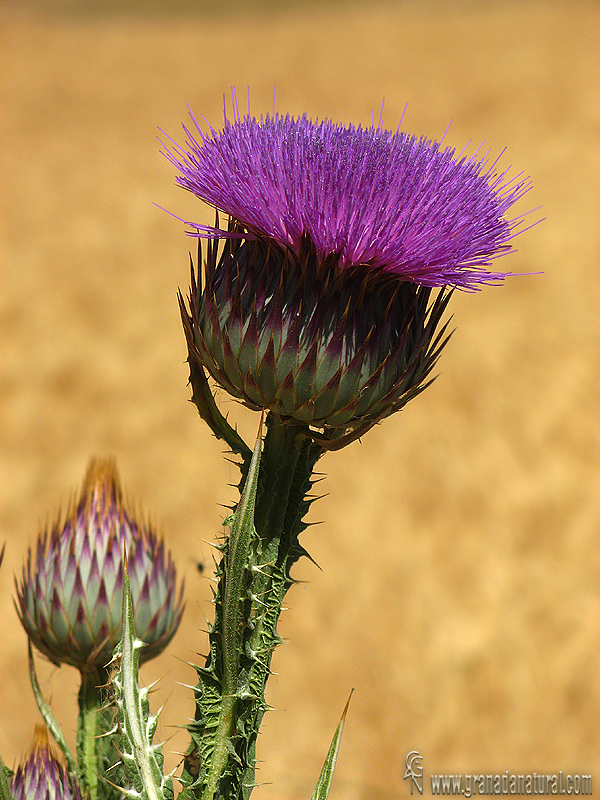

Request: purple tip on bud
left=11, top=726, right=83, bottom=800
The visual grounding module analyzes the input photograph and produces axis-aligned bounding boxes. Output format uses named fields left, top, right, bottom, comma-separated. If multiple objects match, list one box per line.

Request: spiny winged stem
left=182, top=413, right=324, bottom=800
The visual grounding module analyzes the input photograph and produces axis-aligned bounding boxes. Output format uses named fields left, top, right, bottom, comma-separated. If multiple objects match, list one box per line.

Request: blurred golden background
left=1, top=1, right=598, bottom=798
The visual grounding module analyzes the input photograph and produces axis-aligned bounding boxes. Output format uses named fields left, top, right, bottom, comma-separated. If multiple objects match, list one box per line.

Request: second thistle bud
left=16, top=459, right=184, bottom=672
left=11, top=726, right=83, bottom=800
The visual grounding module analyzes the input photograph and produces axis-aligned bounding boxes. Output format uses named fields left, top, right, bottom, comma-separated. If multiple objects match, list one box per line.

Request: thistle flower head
left=11, top=726, right=83, bottom=800
left=166, top=98, right=533, bottom=447
left=16, top=459, right=184, bottom=672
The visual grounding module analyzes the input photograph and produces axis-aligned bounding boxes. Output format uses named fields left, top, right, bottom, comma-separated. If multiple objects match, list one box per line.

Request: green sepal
left=310, top=692, right=353, bottom=800
left=180, top=280, right=251, bottom=461
left=109, top=555, right=173, bottom=800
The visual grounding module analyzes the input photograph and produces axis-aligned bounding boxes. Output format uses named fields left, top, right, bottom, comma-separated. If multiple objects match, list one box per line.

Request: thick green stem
left=77, top=667, right=108, bottom=800
left=184, top=413, right=324, bottom=800
left=238, top=417, right=323, bottom=795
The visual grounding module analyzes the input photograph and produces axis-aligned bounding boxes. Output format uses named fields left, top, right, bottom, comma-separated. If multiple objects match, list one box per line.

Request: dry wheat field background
left=1, top=1, right=598, bottom=798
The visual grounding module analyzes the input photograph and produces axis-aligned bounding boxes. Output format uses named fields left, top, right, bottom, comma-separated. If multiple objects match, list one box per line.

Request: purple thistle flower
left=168, top=99, right=534, bottom=447
left=11, top=726, right=83, bottom=800
left=16, top=459, right=184, bottom=672
left=164, top=105, right=531, bottom=290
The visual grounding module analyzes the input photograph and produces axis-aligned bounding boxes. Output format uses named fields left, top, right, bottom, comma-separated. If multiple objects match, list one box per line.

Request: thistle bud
left=182, top=226, right=451, bottom=448
left=16, top=459, right=184, bottom=672
left=11, top=726, right=83, bottom=800
left=167, top=102, right=532, bottom=448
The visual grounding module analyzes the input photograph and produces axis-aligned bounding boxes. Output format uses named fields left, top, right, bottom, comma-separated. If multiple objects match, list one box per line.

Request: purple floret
left=164, top=103, right=533, bottom=290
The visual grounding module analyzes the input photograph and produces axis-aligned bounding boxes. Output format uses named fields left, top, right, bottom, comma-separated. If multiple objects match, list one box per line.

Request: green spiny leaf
left=110, top=554, right=173, bottom=800
left=222, top=422, right=263, bottom=692
left=310, top=692, right=353, bottom=800
left=198, top=422, right=264, bottom=800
